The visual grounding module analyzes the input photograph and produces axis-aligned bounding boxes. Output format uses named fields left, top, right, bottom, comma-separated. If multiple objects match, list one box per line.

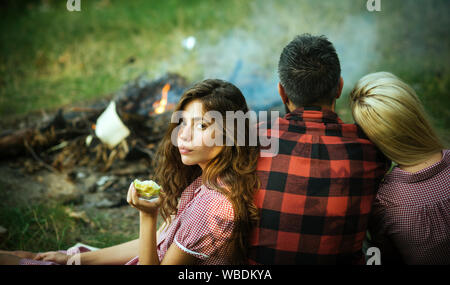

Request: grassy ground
left=0, top=0, right=449, bottom=253
left=0, top=0, right=251, bottom=116
left=0, top=202, right=138, bottom=252
left=1, top=0, right=448, bottom=142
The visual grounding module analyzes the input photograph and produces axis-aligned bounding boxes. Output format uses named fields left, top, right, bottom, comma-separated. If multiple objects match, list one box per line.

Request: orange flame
left=91, top=124, right=96, bottom=130
left=153, top=83, right=171, bottom=114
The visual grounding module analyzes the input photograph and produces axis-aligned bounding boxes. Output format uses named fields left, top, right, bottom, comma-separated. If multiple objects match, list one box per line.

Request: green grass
left=334, top=0, right=450, bottom=145
left=0, top=0, right=251, bottom=116
left=369, top=0, right=450, bottom=145
left=1, top=0, right=448, bottom=146
left=0, top=202, right=136, bottom=252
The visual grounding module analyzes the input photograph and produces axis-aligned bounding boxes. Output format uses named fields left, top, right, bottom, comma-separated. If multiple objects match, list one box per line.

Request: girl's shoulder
left=192, top=184, right=234, bottom=218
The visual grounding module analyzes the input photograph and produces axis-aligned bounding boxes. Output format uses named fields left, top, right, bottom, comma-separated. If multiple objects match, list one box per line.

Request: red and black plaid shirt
left=248, top=107, right=389, bottom=265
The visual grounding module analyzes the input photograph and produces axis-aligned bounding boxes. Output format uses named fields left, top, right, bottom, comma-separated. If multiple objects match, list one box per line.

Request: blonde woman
left=350, top=72, right=449, bottom=265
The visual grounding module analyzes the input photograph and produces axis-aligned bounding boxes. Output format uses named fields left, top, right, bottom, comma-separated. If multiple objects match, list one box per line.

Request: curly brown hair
left=152, top=79, right=260, bottom=264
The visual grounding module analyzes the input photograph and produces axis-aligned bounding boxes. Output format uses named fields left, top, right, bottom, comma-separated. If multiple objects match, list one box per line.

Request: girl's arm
left=128, top=183, right=198, bottom=265
left=138, top=213, right=197, bottom=265
left=138, top=212, right=159, bottom=265
left=160, top=242, right=198, bottom=265
left=34, top=217, right=169, bottom=265
left=80, top=238, right=139, bottom=265
left=87, top=218, right=169, bottom=265
left=128, top=182, right=161, bottom=265
left=34, top=238, right=139, bottom=265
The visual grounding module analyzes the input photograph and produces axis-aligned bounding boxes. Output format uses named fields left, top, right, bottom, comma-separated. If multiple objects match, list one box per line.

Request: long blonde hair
left=349, top=72, right=444, bottom=166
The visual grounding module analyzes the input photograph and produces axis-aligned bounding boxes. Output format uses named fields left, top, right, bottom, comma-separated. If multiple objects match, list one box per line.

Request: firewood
left=0, top=128, right=34, bottom=158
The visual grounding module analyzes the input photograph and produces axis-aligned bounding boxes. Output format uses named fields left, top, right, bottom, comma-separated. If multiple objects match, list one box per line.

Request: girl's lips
left=179, top=147, right=193, bottom=155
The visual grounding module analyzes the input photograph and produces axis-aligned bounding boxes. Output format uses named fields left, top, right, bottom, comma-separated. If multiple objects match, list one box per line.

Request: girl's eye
left=179, top=119, right=187, bottom=127
left=196, top=122, right=207, bottom=130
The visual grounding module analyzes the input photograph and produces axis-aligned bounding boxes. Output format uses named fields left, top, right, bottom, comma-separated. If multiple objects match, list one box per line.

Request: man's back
left=249, top=107, right=389, bottom=264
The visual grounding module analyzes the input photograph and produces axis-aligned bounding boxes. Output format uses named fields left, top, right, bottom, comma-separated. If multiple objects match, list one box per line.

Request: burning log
left=115, top=72, right=187, bottom=116
left=0, top=73, right=189, bottom=175
left=0, top=128, right=34, bottom=158
left=0, top=105, right=100, bottom=159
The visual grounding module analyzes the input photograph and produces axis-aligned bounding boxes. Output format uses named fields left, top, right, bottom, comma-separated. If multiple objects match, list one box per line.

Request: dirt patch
left=0, top=157, right=153, bottom=246
left=0, top=74, right=185, bottom=248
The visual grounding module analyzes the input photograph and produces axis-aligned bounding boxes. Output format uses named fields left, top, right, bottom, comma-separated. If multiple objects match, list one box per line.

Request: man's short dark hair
left=278, top=34, right=341, bottom=107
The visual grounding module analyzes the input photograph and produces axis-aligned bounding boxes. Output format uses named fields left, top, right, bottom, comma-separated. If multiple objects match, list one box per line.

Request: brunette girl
left=0, top=79, right=259, bottom=265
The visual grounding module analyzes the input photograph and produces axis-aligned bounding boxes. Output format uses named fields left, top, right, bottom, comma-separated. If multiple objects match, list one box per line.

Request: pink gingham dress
left=126, top=176, right=235, bottom=265
left=19, top=245, right=91, bottom=265
left=369, top=149, right=450, bottom=264
left=19, top=176, right=235, bottom=265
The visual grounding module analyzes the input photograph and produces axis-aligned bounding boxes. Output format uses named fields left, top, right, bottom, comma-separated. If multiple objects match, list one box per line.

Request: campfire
left=0, top=73, right=193, bottom=208
left=0, top=73, right=189, bottom=174
left=153, top=83, right=171, bottom=115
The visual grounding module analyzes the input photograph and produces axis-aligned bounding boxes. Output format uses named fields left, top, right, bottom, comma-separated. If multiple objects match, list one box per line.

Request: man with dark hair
left=278, top=34, right=342, bottom=109
left=248, top=34, right=389, bottom=265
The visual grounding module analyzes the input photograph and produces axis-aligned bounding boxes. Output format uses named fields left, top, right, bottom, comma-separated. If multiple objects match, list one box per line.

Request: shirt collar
left=284, top=106, right=343, bottom=124
left=387, top=149, right=449, bottom=183
left=191, top=176, right=203, bottom=195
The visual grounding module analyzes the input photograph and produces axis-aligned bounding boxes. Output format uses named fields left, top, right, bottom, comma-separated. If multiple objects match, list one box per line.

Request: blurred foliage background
left=1, top=0, right=448, bottom=145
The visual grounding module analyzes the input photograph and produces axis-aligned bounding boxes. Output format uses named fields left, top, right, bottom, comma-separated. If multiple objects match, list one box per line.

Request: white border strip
left=174, top=238, right=209, bottom=259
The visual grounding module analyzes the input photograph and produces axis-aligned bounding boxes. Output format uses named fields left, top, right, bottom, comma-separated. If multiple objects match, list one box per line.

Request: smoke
left=197, top=30, right=280, bottom=111
left=194, top=0, right=379, bottom=111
